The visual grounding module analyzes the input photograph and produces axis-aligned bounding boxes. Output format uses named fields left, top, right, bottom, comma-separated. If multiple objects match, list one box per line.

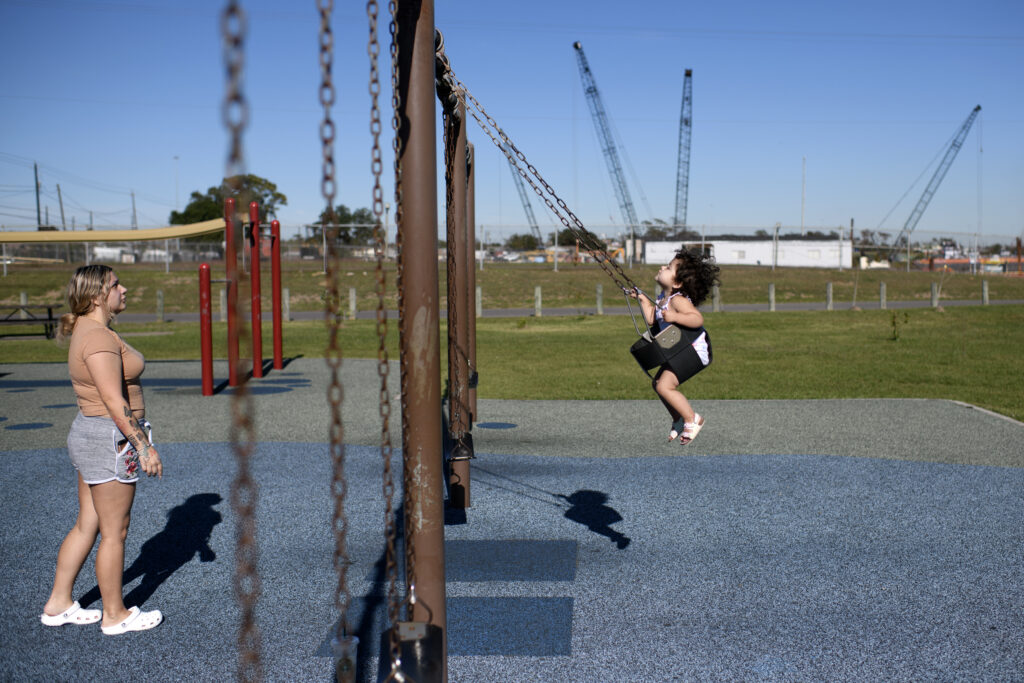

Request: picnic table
left=0, top=305, right=61, bottom=339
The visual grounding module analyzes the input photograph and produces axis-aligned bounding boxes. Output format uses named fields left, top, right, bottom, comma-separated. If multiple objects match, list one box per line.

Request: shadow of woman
left=79, top=493, right=223, bottom=609
left=559, top=489, right=631, bottom=549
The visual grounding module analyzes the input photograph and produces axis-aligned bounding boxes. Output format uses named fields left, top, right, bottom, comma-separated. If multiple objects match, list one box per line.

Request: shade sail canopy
left=0, top=218, right=225, bottom=243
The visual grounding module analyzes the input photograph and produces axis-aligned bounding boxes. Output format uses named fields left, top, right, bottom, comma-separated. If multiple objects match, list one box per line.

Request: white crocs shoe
left=101, top=606, right=163, bottom=635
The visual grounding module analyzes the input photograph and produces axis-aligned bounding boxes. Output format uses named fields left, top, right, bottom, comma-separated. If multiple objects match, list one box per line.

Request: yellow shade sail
left=0, top=218, right=226, bottom=243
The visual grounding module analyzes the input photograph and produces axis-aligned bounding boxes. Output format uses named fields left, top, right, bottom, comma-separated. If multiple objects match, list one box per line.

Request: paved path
left=1, top=360, right=1022, bottom=681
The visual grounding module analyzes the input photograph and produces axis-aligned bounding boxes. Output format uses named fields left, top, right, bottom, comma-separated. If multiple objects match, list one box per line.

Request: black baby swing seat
left=629, top=323, right=712, bottom=382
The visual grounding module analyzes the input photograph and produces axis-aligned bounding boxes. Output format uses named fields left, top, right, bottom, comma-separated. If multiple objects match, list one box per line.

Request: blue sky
left=1, top=0, right=1021, bottom=245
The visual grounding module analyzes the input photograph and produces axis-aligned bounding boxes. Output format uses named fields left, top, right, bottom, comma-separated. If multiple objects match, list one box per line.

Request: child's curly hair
left=672, top=248, right=720, bottom=307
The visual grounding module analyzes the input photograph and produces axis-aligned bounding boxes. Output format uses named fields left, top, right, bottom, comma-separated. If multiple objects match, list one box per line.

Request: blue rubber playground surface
left=1, top=359, right=1022, bottom=681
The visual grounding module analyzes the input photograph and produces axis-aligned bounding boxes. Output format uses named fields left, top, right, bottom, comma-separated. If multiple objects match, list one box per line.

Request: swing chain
left=318, top=0, right=352, bottom=646
left=221, top=0, right=248, bottom=186
left=437, top=30, right=467, bottom=441
left=368, top=0, right=402, bottom=677
left=222, top=1, right=262, bottom=681
left=388, top=0, right=420, bottom=629
left=444, top=67, right=640, bottom=294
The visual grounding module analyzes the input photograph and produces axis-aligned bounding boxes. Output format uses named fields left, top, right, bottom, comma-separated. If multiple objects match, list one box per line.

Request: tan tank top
left=68, top=317, right=145, bottom=417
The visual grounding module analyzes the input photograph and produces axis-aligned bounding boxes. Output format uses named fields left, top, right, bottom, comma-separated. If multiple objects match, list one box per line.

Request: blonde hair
left=57, top=264, right=114, bottom=341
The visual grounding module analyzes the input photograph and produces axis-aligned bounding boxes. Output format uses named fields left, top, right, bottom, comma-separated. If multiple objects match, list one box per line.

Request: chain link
left=445, top=68, right=640, bottom=295
left=318, top=0, right=352, bottom=653
left=388, top=0, right=419, bottom=627
left=436, top=30, right=466, bottom=441
left=367, top=1, right=402, bottom=678
left=442, top=110, right=464, bottom=437
left=221, top=2, right=261, bottom=681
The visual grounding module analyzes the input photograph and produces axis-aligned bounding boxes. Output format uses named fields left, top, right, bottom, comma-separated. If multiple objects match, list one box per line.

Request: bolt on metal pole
left=396, top=0, right=447, bottom=677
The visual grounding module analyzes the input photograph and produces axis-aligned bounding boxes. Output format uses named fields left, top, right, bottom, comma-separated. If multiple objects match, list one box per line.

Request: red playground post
left=271, top=219, right=283, bottom=369
left=199, top=263, right=214, bottom=396
left=224, top=198, right=240, bottom=386
left=249, top=201, right=264, bottom=378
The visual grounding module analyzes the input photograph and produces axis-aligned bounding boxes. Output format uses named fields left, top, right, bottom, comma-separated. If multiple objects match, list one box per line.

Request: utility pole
left=57, top=184, right=67, bottom=230
left=131, top=191, right=138, bottom=229
left=34, top=163, right=42, bottom=228
left=57, top=184, right=69, bottom=262
left=87, top=212, right=93, bottom=265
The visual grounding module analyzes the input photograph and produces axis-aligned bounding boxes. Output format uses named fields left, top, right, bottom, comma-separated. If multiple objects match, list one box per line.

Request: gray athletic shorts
left=67, top=412, right=152, bottom=485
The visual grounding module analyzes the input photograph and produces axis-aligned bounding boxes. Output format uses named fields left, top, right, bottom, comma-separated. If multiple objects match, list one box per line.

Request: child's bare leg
left=652, top=370, right=680, bottom=421
left=654, top=370, right=695, bottom=423
left=657, top=394, right=680, bottom=421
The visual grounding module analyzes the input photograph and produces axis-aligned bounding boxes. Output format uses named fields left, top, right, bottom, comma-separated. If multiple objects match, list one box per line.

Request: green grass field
left=3, top=260, right=1023, bottom=314
left=4, top=305, right=1022, bottom=422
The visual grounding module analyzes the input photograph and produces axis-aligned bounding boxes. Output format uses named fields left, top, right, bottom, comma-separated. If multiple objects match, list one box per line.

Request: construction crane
left=674, top=69, right=693, bottom=232
left=502, top=142, right=544, bottom=247
left=573, top=41, right=641, bottom=265
left=891, top=105, right=982, bottom=258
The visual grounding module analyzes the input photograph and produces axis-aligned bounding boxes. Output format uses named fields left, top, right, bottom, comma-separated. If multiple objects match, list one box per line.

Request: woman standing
left=40, top=264, right=164, bottom=635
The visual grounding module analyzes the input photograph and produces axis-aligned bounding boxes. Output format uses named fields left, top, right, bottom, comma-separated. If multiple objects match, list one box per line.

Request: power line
left=0, top=152, right=175, bottom=207
left=443, top=19, right=1024, bottom=44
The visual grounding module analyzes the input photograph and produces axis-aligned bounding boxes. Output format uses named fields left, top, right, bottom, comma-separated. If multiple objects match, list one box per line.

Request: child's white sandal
left=680, top=414, right=704, bottom=445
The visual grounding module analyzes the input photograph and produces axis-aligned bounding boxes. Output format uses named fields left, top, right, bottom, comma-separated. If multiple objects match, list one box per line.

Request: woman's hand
left=138, top=443, right=163, bottom=479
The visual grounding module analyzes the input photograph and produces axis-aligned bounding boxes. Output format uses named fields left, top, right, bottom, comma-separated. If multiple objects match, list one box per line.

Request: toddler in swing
left=631, top=248, right=720, bottom=445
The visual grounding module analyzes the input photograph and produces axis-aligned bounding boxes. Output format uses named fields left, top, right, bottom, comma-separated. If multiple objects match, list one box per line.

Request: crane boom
left=892, top=105, right=981, bottom=253
left=573, top=41, right=641, bottom=257
left=503, top=143, right=544, bottom=246
left=674, top=69, right=693, bottom=231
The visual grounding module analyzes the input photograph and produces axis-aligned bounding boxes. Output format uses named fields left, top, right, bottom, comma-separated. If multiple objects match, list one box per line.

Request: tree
left=169, top=174, right=287, bottom=242
left=642, top=218, right=669, bottom=241
left=312, top=205, right=375, bottom=245
left=545, top=228, right=578, bottom=246
left=505, top=233, right=539, bottom=251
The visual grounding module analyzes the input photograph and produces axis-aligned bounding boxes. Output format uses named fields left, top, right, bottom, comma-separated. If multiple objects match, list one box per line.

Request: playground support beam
left=271, top=219, right=283, bottom=370
left=249, top=202, right=264, bottom=379
left=447, top=98, right=471, bottom=509
left=395, top=0, right=447, bottom=677
left=224, top=198, right=240, bottom=386
left=466, top=142, right=478, bottom=420
left=199, top=263, right=214, bottom=396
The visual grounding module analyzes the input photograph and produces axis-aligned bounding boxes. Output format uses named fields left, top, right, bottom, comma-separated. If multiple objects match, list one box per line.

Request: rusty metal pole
left=224, top=197, right=240, bottom=386
left=396, top=0, right=447, bottom=676
left=446, top=98, right=471, bottom=509
left=466, top=142, right=478, bottom=421
left=248, top=201, right=263, bottom=378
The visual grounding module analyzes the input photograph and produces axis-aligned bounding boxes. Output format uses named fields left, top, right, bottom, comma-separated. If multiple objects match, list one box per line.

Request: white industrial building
left=645, top=238, right=853, bottom=269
